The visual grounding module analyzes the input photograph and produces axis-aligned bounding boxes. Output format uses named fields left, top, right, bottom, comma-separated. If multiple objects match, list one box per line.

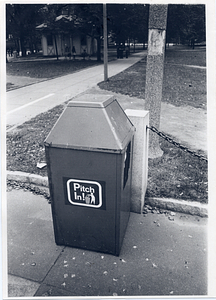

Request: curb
left=145, top=197, right=208, bottom=218
left=7, top=170, right=208, bottom=217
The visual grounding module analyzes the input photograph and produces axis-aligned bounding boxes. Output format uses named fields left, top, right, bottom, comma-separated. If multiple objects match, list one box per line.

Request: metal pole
left=103, top=3, right=108, bottom=81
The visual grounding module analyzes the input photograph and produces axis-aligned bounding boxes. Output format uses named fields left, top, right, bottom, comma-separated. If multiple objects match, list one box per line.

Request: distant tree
left=40, top=4, right=63, bottom=60
left=166, top=4, right=205, bottom=46
left=73, top=4, right=103, bottom=61
left=6, top=4, right=43, bottom=56
left=107, top=4, right=149, bottom=49
left=73, top=4, right=149, bottom=59
left=125, top=4, right=149, bottom=50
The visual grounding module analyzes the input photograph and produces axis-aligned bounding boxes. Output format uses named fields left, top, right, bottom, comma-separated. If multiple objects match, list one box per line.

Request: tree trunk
left=144, top=4, right=168, bottom=158
left=19, top=24, right=26, bottom=56
left=54, top=34, right=59, bottom=60
left=97, top=36, right=101, bottom=61
left=19, top=37, right=26, bottom=57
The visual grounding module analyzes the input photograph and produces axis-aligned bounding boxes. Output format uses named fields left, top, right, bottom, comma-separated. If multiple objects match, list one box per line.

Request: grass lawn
left=6, top=46, right=208, bottom=203
left=6, top=59, right=102, bottom=79
left=99, top=47, right=206, bottom=110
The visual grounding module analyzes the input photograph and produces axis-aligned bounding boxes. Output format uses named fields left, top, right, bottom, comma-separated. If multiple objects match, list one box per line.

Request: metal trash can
left=44, top=94, right=135, bottom=256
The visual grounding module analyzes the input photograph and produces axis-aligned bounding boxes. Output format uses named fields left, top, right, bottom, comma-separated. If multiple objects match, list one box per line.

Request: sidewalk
left=7, top=189, right=207, bottom=297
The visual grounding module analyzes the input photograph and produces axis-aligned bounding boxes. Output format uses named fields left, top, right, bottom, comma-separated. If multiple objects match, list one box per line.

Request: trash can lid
left=67, top=94, right=114, bottom=108
left=45, top=94, right=135, bottom=153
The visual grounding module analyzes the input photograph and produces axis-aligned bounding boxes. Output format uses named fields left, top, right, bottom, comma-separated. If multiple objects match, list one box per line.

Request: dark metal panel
left=116, top=142, right=133, bottom=253
left=46, top=147, right=119, bottom=254
left=45, top=146, right=65, bottom=245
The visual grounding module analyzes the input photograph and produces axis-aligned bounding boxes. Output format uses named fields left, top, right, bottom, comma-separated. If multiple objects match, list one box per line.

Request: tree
left=38, top=4, right=74, bottom=60
left=73, top=4, right=149, bottom=60
left=107, top=4, right=149, bottom=49
left=74, top=4, right=103, bottom=61
left=6, top=4, right=43, bottom=56
left=166, top=4, right=205, bottom=46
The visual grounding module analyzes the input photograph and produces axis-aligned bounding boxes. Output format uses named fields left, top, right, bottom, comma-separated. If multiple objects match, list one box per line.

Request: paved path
left=6, top=189, right=207, bottom=297
left=6, top=52, right=146, bottom=130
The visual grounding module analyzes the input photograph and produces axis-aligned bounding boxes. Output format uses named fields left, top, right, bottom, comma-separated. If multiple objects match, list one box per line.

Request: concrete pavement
left=6, top=189, right=207, bottom=297
left=6, top=51, right=146, bottom=130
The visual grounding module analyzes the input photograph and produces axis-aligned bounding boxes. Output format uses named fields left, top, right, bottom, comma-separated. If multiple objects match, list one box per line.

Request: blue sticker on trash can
left=64, top=178, right=105, bottom=209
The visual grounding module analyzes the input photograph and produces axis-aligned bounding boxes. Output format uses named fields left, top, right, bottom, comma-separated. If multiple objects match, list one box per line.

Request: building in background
left=36, top=14, right=97, bottom=57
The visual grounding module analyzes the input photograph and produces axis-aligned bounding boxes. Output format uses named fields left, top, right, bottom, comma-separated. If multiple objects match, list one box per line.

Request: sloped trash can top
left=44, top=94, right=135, bottom=256
left=45, top=94, right=135, bottom=152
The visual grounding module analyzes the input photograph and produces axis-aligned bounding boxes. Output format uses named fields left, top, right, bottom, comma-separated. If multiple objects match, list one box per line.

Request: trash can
left=44, top=94, right=135, bottom=256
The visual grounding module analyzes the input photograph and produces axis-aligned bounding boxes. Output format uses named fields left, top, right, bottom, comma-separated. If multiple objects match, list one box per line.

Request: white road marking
left=7, top=93, right=55, bottom=115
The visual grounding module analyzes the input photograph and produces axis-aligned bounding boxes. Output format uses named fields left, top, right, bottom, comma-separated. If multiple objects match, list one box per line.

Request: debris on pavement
left=7, top=179, right=50, bottom=201
left=152, top=263, right=158, bottom=268
left=36, top=162, right=47, bottom=169
left=143, top=204, right=178, bottom=218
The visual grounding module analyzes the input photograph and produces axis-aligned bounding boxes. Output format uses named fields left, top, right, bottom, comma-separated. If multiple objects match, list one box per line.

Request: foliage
left=107, top=4, right=149, bottom=45
left=6, top=4, right=43, bottom=55
left=6, top=4, right=206, bottom=59
left=167, top=4, right=205, bottom=44
left=73, top=4, right=104, bottom=61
